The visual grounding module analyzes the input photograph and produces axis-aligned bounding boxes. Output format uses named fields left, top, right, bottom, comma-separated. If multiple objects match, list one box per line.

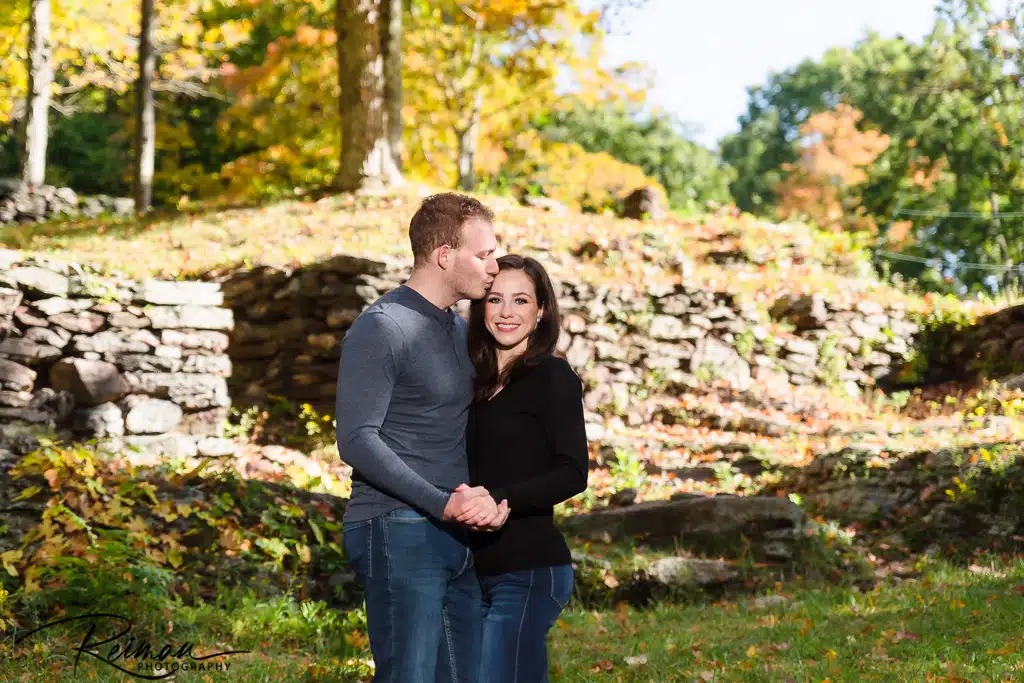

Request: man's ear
left=436, top=244, right=452, bottom=270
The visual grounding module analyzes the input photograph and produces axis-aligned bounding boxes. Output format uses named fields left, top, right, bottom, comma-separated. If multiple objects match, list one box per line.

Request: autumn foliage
left=774, top=104, right=889, bottom=234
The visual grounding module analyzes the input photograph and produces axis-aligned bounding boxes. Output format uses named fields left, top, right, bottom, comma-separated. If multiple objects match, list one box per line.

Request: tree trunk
left=335, top=0, right=402, bottom=192
left=21, top=0, right=52, bottom=187
left=134, top=0, right=156, bottom=213
left=380, top=0, right=403, bottom=174
left=456, top=90, right=483, bottom=191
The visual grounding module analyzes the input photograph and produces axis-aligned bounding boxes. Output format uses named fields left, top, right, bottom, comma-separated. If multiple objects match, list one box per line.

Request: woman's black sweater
left=467, top=354, right=589, bottom=576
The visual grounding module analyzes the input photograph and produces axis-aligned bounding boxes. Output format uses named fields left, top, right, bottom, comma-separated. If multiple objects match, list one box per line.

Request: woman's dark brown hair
left=469, top=254, right=561, bottom=402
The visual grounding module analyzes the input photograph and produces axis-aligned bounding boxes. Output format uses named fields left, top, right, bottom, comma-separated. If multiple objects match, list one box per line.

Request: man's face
left=448, top=218, right=499, bottom=300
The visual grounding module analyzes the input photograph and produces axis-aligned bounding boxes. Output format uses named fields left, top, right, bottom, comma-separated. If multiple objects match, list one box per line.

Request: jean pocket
left=384, top=507, right=430, bottom=523
left=549, top=565, right=574, bottom=610
left=342, top=521, right=372, bottom=580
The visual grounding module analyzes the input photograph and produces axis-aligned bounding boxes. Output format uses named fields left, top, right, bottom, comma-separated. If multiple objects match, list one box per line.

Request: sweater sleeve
left=335, top=311, right=451, bottom=519
left=490, top=357, right=589, bottom=513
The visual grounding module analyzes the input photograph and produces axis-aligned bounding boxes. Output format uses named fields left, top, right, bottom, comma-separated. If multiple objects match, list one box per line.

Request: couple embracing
left=336, top=192, right=590, bottom=682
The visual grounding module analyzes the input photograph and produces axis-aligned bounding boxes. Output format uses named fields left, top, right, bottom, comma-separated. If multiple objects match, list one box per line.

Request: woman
left=464, top=254, right=589, bottom=683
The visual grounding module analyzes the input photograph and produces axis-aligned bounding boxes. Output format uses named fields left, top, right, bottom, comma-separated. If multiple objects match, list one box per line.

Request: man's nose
left=487, top=259, right=499, bottom=275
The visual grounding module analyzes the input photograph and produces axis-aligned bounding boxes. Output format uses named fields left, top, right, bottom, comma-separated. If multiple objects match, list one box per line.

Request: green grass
left=3, top=557, right=1023, bottom=682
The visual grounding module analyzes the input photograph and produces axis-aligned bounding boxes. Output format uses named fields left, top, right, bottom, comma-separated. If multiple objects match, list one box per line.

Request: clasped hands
left=442, top=483, right=510, bottom=531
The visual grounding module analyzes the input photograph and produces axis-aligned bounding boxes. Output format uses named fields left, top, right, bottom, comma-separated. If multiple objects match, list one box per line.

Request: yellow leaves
left=294, top=25, right=325, bottom=47
left=1, top=550, right=23, bottom=577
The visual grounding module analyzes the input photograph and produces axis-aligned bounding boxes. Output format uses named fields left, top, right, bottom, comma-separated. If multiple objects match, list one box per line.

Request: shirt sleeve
left=335, top=311, right=451, bottom=519
left=489, top=357, right=590, bottom=514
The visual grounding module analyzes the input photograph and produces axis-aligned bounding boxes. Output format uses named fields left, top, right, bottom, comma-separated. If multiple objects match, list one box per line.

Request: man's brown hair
left=409, top=193, right=494, bottom=265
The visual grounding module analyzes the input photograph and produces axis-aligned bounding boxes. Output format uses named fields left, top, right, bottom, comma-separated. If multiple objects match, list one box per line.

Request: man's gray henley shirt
left=335, top=285, right=473, bottom=523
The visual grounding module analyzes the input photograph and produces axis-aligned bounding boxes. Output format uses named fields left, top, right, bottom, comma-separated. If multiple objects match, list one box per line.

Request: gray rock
left=153, top=345, right=183, bottom=359
left=159, top=329, right=231, bottom=353
left=125, top=398, right=183, bottom=434
left=0, top=338, right=61, bottom=365
left=565, top=336, right=594, bottom=368
left=147, top=305, right=234, bottom=331
left=647, top=557, right=738, bottom=587
left=649, top=315, right=705, bottom=341
left=177, top=407, right=228, bottom=436
left=13, top=308, right=48, bottom=327
left=0, top=390, right=32, bottom=407
left=137, top=280, right=224, bottom=307
left=123, top=372, right=229, bottom=409
left=50, top=358, right=130, bottom=406
left=620, top=186, right=666, bottom=221
left=72, top=329, right=156, bottom=354
left=0, top=359, right=36, bottom=392
left=48, top=311, right=105, bottom=334
left=559, top=495, right=804, bottom=559
left=0, top=287, right=22, bottom=317
left=114, top=434, right=199, bottom=464
left=33, top=297, right=91, bottom=316
left=113, top=354, right=184, bottom=373
left=783, top=337, right=819, bottom=357
left=108, top=311, right=151, bottom=328
left=0, top=406, right=55, bottom=423
left=690, top=337, right=752, bottom=390
left=29, top=387, right=74, bottom=421
left=74, top=402, right=124, bottom=437
left=7, top=266, right=69, bottom=297
left=197, top=437, right=237, bottom=457
left=182, top=354, right=232, bottom=376
left=22, top=326, right=72, bottom=348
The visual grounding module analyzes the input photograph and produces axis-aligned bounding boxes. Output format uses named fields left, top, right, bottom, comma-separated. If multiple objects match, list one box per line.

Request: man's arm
left=336, top=311, right=452, bottom=519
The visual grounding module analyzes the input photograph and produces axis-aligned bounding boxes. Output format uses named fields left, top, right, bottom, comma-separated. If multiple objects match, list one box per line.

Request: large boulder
left=50, top=358, right=130, bottom=406
left=620, top=187, right=666, bottom=221
left=559, top=495, right=805, bottom=560
left=125, top=398, right=183, bottom=434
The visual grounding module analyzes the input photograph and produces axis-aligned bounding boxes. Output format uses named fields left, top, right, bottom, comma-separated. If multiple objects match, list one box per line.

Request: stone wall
left=219, top=254, right=920, bottom=430
left=889, top=303, right=1024, bottom=387
left=0, top=250, right=235, bottom=460
left=0, top=179, right=134, bottom=224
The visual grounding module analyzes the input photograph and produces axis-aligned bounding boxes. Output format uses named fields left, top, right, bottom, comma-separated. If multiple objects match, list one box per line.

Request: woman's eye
left=488, top=297, right=501, bottom=304
left=515, top=298, right=528, bottom=305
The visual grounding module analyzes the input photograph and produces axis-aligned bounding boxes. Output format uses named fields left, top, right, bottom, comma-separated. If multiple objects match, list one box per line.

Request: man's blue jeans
left=478, top=565, right=574, bottom=683
left=343, top=507, right=483, bottom=683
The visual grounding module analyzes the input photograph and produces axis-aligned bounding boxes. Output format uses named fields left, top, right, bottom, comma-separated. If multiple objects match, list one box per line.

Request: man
left=337, top=192, right=508, bottom=683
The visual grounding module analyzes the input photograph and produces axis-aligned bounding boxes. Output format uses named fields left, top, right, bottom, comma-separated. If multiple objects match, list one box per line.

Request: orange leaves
left=775, top=104, right=889, bottom=234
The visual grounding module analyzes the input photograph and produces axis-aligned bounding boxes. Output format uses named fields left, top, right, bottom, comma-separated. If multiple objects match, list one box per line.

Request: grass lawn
left=2, top=557, right=1022, bottom=682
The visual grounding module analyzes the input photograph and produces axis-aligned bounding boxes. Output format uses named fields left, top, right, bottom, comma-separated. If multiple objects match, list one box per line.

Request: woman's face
left=484, top=268, right=542, bottom=350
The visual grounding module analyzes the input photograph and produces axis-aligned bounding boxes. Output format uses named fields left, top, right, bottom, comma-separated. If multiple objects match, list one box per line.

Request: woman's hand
left=454, top=483, right=510, bottom=530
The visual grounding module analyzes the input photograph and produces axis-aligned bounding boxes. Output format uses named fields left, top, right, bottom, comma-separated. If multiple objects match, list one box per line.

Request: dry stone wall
left=0, top=250, right=235, bottom=460
left=0, top=179, right=134, bottom=224
left=219, top=254, right=920, bottom=435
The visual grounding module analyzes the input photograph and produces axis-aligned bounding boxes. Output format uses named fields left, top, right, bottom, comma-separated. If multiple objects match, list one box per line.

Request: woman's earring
left=536, top=316, right=542, bottom=323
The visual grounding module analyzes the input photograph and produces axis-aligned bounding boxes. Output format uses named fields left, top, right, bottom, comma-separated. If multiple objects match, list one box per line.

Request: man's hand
left=453, top=483, right=510, bottom=531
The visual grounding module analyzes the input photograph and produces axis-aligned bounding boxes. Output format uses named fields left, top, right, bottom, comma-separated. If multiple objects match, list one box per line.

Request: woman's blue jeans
left=478, top=565, right=574, bottom=683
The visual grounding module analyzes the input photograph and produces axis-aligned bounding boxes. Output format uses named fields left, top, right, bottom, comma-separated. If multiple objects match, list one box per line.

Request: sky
left=599, top=0, right=940, bottom=148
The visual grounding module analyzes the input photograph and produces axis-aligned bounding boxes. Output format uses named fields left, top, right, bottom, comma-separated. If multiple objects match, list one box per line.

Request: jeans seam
left=441, top=601, right=458, bottom=683
left=513, top=569, right=534, bottom=683
left=381, top=517, right=393, bottom=676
